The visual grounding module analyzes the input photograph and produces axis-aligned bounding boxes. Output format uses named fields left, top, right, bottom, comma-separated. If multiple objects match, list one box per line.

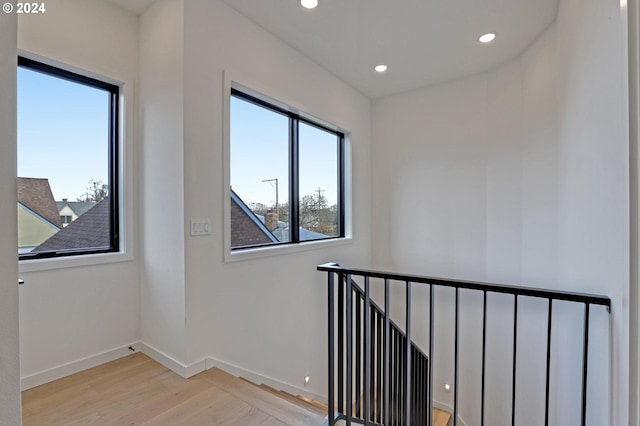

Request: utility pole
left=262, top=178, right=279, bottom=212
left=316, top=187, right=325, bottom=209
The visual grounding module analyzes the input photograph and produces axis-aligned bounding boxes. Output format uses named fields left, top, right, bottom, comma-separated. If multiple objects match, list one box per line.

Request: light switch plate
left=190, top=219, right=211, bottom=236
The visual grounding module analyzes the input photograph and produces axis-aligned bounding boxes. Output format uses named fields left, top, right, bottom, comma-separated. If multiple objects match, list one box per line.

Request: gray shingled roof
left=231, top=189, right=328, bottom=244
left=56, top=200, right=97, bottom=217
left=18, top=177, right=63, bottom=228
left=33, top=197, right=111, bottom=252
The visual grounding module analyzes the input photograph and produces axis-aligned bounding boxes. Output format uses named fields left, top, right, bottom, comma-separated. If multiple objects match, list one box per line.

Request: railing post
left=328, top=272, right=335, bottom=426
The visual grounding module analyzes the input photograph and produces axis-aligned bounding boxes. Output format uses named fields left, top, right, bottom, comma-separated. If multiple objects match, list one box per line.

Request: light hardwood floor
left=22, top=352, right=323, bottom=426
left=22, top=352, right=451, bottom=426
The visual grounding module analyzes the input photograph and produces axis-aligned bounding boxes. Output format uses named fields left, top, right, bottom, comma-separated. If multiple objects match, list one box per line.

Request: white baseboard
left=136, top=342, right=206, bottom=379
left=206, top=357, right=326, bottom=402
left=20, top=342, right=462, bottom=426
left=21, top=343, right=138, bottom=390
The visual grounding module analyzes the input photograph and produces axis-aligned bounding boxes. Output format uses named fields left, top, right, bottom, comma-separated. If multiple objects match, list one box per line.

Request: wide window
left=17, top=57, right=119, bottom=259
left=230, top=89, right=344, bottom=250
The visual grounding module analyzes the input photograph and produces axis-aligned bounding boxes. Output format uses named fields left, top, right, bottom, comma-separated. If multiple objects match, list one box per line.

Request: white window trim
left=17, top=51, right=135, bottom=272
left=222, top=72, right=353, bottom=263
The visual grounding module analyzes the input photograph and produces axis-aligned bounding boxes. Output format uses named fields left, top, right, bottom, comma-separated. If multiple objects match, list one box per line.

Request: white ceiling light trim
left=300, top=0, right=318, bottom=9
left=479, top=33, right=496, bottom=43
left=374, top=65, right=388, bottom=73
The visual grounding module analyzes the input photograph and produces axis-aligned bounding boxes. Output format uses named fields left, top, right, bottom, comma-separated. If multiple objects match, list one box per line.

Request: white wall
left=178, top=0, right=372, bottom=398
left=372, top=0, right=628, bottom=423
left=139, top=0, right=187, bottom=368
left=17, top=0, right=140, bottom=387
left=0, top=8, right=21, bottom=426
left=8, top=0, right=633, bottom=422
left=629, top=0, right=640, bottom=422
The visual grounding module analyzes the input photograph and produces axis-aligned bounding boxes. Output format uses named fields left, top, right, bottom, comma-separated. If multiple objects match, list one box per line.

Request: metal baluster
left=399, top=333, right=405, bottom=426
left=481, top=290, right=487, bottom=426
left=428, top=285, right=434, bottom=426
left=581, top=303, right=590, bottom=426
left=328, top=272, right=335, bottom=426
left=364, top=277, right=371, bottom=425
left=346, top=274, right=353, bottom=425
left=377, top=311, right=383, bottom=423
left=338, top=273, right=344, bottom=414
left=454, top=287, right=459, bottom=426
left=384, top=279, right=391, bottom=426
left=394, top=329, right=399, bottom=425
left=406, top=282, right=412, bottom=426
left=512, top=295, right=518, bottom=426
left=545, top=299, right=553, bottom=426
left=356, top=288, right=361, bottom=419
left=370, top=308, right=376, bottom=422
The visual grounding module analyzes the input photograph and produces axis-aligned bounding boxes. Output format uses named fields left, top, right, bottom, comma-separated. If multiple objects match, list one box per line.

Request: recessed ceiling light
left=374, top=65, right=388, bottom=73
left=479, top=33, right=496, bottom=43
left=301, top=0, right=318, bottom=9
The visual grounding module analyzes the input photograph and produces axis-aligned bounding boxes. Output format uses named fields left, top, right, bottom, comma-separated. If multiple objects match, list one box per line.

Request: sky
left=230, top=96, right=339, bottom=208
left=17, top=67, right=339, bottom=207
left=17, top=67, right=109, bottom=201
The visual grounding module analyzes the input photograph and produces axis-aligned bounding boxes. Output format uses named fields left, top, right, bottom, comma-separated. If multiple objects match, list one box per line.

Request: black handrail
left=320, top=263, right=611, bottom=426
left=319, top=263, right=611, bottom=309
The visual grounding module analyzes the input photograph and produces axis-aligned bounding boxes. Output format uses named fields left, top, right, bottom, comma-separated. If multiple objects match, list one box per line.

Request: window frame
left=230, top=88, right=346, bottom=251
left=17, top=56, right=120, bottom=261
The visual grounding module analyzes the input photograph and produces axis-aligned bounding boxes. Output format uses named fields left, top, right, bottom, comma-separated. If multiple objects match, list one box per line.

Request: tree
left=77, top=179, right=108, bottom=202
left=246, top=189, right=337, bottom=236
left=247, top=202, right=269, bottom=215
left=299, top=190, right=337, bottom=235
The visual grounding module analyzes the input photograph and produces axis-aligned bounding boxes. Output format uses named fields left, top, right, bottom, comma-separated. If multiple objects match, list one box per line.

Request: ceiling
left=110, top=0, right=559, bottom=99
left=107, top=0, right=156, bottom=14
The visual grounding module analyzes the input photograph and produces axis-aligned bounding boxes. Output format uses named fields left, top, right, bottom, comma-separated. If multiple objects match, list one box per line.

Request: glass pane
left=230, top=96, right=291, bottom=248
left=18, top=67, right=111, bottom=255
left=299, top=122, right=340, bottom=241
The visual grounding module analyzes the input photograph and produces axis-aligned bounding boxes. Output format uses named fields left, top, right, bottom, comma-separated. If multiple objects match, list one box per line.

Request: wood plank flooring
left=22, top=353, right=323, bottom=426
left=22, top=352, right=451, bottom=426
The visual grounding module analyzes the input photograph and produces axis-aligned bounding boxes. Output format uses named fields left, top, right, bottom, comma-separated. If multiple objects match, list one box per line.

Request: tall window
left=17, top=57, right=119, bottom=259
left=230, top=88, right=344, bottom=250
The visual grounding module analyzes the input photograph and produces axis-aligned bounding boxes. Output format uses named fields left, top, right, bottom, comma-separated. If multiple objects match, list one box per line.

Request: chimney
left=265, top=209, right=278, bottom=231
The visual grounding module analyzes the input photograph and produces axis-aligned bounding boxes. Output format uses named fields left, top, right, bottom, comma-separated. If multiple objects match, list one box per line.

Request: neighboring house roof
left=56, top=199, right=96, bottom=217
left=17, top=177, right=63, bottom=228
left=230, top=189, right=278, bottom=248
left=271, top=226, right=327, bottom=242
left=33, top=197, right=110, bottom=252
left=230, top=189, right=328, bottom=248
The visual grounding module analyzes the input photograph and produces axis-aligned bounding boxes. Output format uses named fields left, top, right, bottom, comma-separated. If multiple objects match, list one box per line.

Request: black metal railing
left=319, top=263, right=611, bottom=426
left=329, top=273, right=430, bottom=426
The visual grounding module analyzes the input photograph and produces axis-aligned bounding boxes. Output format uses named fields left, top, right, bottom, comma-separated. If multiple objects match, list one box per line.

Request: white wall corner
left=137, top=342, right=206, bottom=379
